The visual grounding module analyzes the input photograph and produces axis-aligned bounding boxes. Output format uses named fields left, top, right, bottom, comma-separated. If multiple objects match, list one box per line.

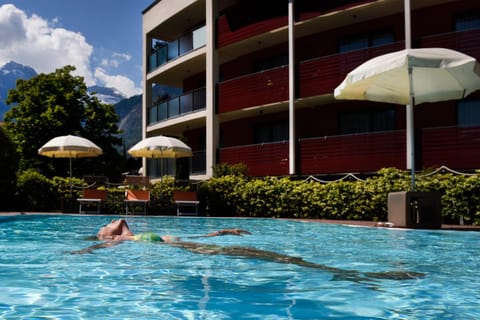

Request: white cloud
left=0, top=4, right=95, bottom=84
left=0, top=4, right=142, bottom=97
left=101, top=52, right=132, bottom=69
left=95, top=67, right=141, bottom=97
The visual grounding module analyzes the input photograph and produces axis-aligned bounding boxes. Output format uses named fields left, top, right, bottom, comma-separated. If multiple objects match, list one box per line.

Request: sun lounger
left=77, top=189, right=108, bottom=214
left=125, top=189, right=150, bottom=214
left=173, top=191, right=200, bottom=216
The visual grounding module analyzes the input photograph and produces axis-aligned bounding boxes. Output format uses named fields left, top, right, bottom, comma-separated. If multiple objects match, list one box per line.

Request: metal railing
left=148, top=87, right=206, bottom=125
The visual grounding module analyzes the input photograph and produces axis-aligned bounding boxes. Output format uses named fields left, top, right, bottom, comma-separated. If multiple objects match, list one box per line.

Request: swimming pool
left=0, top=215, right=479, bottom=319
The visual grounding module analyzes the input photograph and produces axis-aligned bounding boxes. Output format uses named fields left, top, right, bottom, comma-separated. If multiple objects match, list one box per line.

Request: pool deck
left=2, top=212, right=480, bottom=231
left=293, top=218, right=480, bottom=231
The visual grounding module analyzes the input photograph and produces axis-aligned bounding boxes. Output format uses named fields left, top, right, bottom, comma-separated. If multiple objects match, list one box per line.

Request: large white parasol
left=128, top=136, right=192, bottom=177
left=38, top=135, right=103, bottom=194
left=335, top=48, right=480, bottom=190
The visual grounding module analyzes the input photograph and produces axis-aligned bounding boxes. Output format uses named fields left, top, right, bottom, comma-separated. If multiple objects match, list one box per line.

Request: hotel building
left=142, top=0, right=480, bottom=180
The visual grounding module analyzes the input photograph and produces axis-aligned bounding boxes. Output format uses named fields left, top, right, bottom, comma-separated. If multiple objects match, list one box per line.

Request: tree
left=4, top=65, right=123, bottom=178
left=0, top=125, right=18, bottom=210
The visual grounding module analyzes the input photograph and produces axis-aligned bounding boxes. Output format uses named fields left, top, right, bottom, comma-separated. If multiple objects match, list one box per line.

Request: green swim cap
left=135, top=232, right=163, bottom=242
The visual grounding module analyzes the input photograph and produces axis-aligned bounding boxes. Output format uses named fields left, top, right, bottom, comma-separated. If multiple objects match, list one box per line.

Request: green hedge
left=9, top=167, right=480, bottom=225
left=200, top=168, right=480, bottom=225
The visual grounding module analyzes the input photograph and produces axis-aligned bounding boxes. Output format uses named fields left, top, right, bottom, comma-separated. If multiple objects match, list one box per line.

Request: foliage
left=0, top=126, right=18, bottom=211
left=15, top=169, right=57, bottom=212
left=199, top=175, right=246, bottom=216
left=150, top=176, right=177, bottom=214
left=51, top=176, right=87, bottom=199
left=8, top=166, right=480, bottom=225
left=4, top=65, right=122, bottom=178
left=201, top=167, right=480, bottom=225
left=212, top=163, right=248, bottom=177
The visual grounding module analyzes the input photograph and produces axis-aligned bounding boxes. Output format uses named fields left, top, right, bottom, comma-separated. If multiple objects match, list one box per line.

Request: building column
left=142, top=33, right=153, bottom=176
left=206, top=0, right=219, bottom=178
left=288, top=0, right=296, bottom=175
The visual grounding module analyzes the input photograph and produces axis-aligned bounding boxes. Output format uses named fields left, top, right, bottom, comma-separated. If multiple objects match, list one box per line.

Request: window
left=254, top=121, right=288, bottom=143
left=458, top=99, right=480, bottom=126
left=455, top=13, right=480, bottom=31
left=340, top=109, right=396, bottom=135
left=338, top=30, right=394, bottom=53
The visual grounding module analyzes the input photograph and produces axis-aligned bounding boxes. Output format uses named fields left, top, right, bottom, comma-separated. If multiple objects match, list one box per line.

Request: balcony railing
left=299, top=42, right=405, bottom=98
left=299, top=130, right=406, bottom=175
left=148, top=87, right=206, bottom=125
left=218, top=66, right=289, bottom=113
left=148, top=25, right=206, bottom=73
left=421, top=28, right=480, bottom=60
left=217, top=125, right=480, bottom=177
left=422, top=125, right=480, bottom=170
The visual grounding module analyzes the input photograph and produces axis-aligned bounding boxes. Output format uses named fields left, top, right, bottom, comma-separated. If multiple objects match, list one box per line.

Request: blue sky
left=0, top=0, right=154, bottom=97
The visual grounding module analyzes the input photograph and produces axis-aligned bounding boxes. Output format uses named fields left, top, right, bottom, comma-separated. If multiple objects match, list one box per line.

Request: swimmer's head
left=97, top=219, right=133, bottom=240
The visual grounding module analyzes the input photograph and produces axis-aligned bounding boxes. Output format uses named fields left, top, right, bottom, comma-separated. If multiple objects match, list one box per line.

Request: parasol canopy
left=334, top=48, right=480, bottom=106
left=128, top=136, right=192, bottom=159
left=38, top=135, right=103, bottom=158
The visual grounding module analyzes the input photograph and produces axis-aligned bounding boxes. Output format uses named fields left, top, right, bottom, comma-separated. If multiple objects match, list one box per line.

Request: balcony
left=218, top=125, right=480, bottom=177
left=148, top=25, right=206, bottom=73
left=217, top=28, right=480, bottom=115
left=148, top=87, right=206, bottom=125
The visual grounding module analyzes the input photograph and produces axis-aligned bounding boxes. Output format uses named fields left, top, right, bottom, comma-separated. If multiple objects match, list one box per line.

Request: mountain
left=116, top=85, right=182, bottom=151
left=0, top=62, right=126, bottom=119
left=0, top=61, right=38, bottom=119
left=0, top=61, right=182, bottom=153
left=88, top=85, right=126, bottom=105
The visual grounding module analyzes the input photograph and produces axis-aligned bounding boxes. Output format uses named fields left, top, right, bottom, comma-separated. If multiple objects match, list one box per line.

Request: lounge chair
left=173, top=191, right=200, bottom=216
left=125, top=189, right=150, bottom=214
left=77, top=189, right=108, bottom=214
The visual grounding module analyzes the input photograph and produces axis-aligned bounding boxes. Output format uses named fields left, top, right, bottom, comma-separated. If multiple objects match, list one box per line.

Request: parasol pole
left=404, top=0, right=415, bottom=191
left=407, top=67, right=415, bottom=191
left=69, top=157, right=73, bottom=196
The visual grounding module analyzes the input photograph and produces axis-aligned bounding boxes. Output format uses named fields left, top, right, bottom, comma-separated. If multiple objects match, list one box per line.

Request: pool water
left=0, top=215, right=479, bottom=319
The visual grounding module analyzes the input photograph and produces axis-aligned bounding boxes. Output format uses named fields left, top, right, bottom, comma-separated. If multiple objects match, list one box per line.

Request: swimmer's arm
left=70, top=240, right=125, bottom=254
left=184, top=229, right=252, bottom=239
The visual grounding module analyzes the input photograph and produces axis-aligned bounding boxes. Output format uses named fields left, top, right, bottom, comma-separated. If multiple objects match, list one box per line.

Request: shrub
left=0, top=126, right=18, bottom=211
left=150, top=176, right=177, bottom=214
left=15, top=169, right=57, bottom=212
left=201, top=167, right=480, bottom=225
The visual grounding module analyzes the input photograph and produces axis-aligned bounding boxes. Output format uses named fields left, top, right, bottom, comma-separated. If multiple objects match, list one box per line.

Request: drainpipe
left=288, top=0, right=296, bottom=175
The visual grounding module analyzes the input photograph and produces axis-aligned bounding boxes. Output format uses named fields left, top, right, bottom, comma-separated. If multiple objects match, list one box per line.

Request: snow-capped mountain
left=0, top=61, right=127, bottom=119
left=0, top=61, right=182, bottom=153
left=0, top=61, right=38, bottom=119
left=88, top=85, right=127, bottom=105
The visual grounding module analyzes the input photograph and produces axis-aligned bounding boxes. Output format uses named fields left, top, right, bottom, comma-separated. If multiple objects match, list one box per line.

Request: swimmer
left=72, top=219, right=424, bottom=282
left=72, top=219, right=251, bottom=254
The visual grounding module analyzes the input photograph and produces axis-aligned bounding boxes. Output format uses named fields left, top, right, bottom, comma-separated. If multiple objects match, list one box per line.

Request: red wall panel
left=299, top=131, right=406, bottom=174
left=220, top=142, right=289, bottom=177
left=218, top=67, right=289, bottom=113
left=218, top=16, right=288, bottom=48
left=422, top=126, right=480, bottom=169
